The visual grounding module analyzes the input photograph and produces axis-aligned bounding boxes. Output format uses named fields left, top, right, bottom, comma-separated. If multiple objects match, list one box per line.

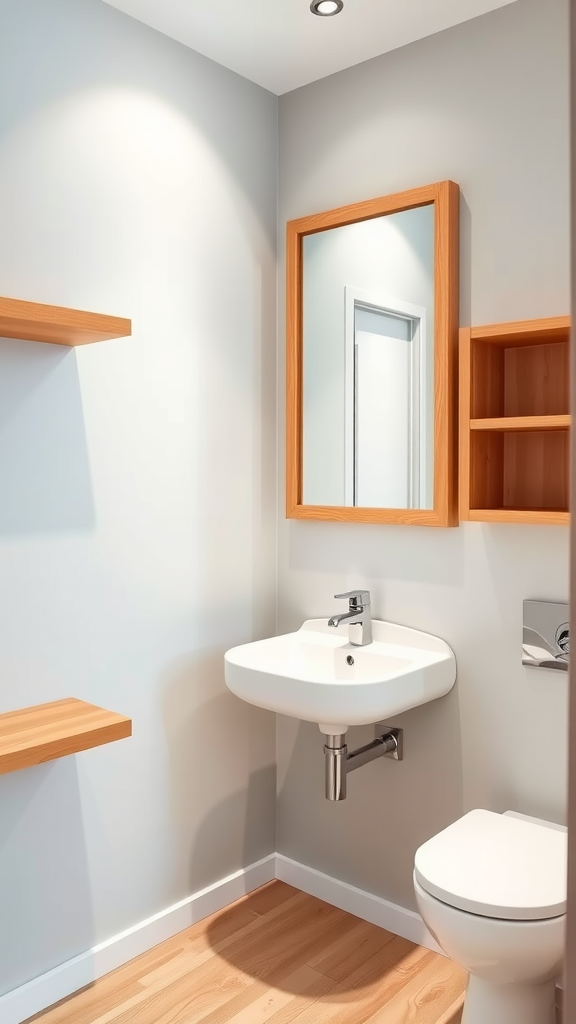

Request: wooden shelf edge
left=0, top=296, right=131, bottom=347
left=469, top=315, right=571, bottom=344
left=467, top=509, right=570, bottom=525
left=0, top=698, right=132, bottom=776
left=470, top=415, right=571, bottom=432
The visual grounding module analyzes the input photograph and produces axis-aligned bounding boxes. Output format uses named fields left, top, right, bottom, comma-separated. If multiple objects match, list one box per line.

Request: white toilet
left=413, top=810, right=566, bottom=1024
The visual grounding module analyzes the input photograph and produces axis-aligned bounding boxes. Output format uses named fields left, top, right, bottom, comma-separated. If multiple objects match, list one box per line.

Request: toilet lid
left=414, top=810, right=567, bottom=921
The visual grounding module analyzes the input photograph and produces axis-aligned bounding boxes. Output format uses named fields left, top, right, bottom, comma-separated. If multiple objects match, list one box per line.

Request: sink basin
left=224, top=619, right=456, bottom=733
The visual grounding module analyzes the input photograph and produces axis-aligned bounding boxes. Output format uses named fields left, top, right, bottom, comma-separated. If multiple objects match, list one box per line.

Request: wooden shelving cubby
left=460, top=316, right=571, bottom=524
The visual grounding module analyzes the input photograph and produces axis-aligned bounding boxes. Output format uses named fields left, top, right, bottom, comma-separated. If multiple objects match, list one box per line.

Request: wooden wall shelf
left=0, top=296, right=131, bottom=347
left=470, top=414, right=571, bottom=432
left=0, top=699, right=132, bottom=775
left=460, top=316, right=571, bottom=525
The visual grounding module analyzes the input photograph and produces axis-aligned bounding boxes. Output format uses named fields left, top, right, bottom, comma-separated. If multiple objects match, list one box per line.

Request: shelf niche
left=0, top=698, right=132, bottom=776
left=0, top=296, right=131, bottom=347
left=460, top=316, right=571, bottom=525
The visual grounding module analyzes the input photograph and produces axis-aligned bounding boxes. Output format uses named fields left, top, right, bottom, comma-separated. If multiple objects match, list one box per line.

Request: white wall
left=277, top=0, right=570, bottom=912
left=302, top=207, right=434, bottom=506
left=0, top=0, right=277, bottom=995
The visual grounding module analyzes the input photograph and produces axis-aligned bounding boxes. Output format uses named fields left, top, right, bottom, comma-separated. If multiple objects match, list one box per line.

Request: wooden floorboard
left=28, top=881, right=468, bottom=1024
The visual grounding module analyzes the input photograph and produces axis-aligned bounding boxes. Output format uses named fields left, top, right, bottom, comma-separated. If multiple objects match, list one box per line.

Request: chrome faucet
left=328, top=590, right=373, bottom=646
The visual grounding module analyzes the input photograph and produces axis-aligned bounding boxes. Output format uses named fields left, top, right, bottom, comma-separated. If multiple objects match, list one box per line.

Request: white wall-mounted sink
left=224, top=619, right=456, bottom=734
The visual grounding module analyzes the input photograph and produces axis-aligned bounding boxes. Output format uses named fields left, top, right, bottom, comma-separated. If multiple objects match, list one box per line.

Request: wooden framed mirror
left=286, top=180, right=460, bottom=526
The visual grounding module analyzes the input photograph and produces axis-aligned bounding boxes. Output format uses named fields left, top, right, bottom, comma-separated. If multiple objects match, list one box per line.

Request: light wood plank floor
left=29, top=882, right=468, bottom=1024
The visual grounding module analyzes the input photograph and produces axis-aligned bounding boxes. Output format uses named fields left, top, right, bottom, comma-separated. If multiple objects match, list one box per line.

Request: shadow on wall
left=276, top=687, right=464, bottom=914
left=0, top=339, right=95, bottom=534
left=0, top=758, right=94, bottom=996
left=162, top=649, right=276, bottom=896
left=199, top=707, right=466, bottom=1001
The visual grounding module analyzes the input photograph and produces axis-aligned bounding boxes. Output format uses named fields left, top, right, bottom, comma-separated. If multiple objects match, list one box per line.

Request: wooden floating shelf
left=460, top=316, right=571, bottom=525
left=470, top=415, right=571, bottom=432
left=0, top=296, right=131, bottom=347
left=0, top=698, right=132, bottom=776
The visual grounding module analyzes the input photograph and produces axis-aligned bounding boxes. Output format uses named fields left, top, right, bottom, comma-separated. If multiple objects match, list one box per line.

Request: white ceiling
left=102, top=0, right=520, bottom=96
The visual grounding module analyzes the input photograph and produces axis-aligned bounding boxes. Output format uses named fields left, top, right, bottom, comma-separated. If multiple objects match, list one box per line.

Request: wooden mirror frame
left=286, top=180, right=460, bottom=526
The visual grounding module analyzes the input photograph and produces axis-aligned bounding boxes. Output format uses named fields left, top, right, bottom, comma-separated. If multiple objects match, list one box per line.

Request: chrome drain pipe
left=324, top=727, right=403, bottom=801
left=324, top=734, right=348, bottom=801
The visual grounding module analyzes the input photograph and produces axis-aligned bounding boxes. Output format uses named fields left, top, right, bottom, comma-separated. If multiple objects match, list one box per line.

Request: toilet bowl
left=413, top=810, right=566, bottom=1024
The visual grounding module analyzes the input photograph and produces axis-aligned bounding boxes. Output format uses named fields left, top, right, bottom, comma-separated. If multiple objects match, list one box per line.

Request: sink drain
left=346, top=655, right=355, bottom=666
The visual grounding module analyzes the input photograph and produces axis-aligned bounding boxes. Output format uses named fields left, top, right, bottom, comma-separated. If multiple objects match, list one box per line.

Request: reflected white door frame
left=344, top=287, right=427, bottom=509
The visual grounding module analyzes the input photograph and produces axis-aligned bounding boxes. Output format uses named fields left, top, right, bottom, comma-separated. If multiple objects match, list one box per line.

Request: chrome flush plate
left=523, top=600, right=569, bottom=671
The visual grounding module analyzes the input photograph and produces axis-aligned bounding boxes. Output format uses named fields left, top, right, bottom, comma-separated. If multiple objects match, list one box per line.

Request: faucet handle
left=334, top=590, right=371, bottom=608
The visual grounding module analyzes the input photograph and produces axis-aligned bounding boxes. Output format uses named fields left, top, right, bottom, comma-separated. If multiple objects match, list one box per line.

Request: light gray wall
left=0, top=0, right=277, bottom=994
left=277, top=0, right=569, bottom=912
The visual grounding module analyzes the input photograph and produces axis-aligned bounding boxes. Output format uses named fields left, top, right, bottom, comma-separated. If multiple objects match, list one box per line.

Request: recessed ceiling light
left=310, top=0, right=344, bottom=16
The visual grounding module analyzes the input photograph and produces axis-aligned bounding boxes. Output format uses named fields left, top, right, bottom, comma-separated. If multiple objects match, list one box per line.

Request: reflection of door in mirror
left=302, top=205, right=434, bottom=509
left=348, top=297, right=430, bottom=509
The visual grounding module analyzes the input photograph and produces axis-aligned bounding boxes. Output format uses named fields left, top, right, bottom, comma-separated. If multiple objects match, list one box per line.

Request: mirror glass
left=302, top=204, right=435, bottom=509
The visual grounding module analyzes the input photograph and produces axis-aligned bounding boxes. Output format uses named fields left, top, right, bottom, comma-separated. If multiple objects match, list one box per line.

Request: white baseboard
left=1, top=852, right=436, bottom=1024
left=276, top=854, right=441, bottom=954
left=0, top=854, right=276, bottom=1024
